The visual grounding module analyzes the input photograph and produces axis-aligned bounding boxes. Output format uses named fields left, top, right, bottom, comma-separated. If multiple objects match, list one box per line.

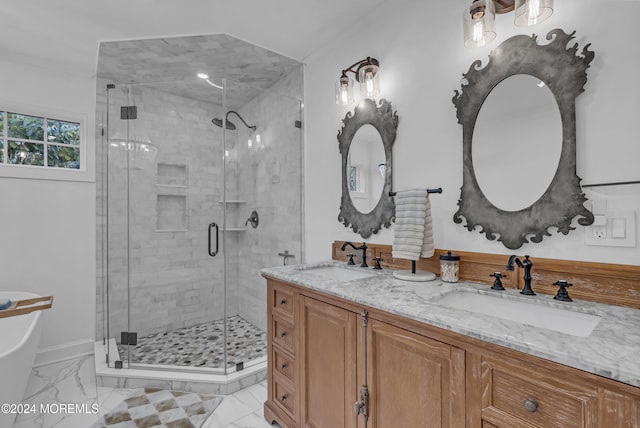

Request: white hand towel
left=392, top=189, right=435, bottom=261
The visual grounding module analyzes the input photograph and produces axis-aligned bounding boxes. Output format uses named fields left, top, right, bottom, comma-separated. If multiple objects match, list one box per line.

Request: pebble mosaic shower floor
left=118, top=316, right=266, bottom=368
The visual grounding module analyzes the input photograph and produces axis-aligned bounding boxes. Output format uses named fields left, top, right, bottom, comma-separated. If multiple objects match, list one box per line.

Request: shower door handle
left=208, top=222, right=219, bottom=257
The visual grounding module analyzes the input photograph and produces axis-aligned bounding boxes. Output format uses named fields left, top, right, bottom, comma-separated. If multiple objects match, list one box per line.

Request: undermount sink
left=299, top=265, right=377, bottom=282
left=428, top=290, right=601, bottom=337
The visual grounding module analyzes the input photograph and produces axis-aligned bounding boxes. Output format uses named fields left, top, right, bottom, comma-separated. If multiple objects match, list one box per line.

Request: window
left=0, top=111, right=81, bottom=169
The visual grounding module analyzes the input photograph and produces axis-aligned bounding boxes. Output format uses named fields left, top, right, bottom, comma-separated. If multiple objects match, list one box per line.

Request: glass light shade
left=463, top=0, right=496, bottom=48
left=335, top=76, right=354, bottom=105
left=358, top=64, right=380, bottom=97
left=514, top=0, right=553, bottom=26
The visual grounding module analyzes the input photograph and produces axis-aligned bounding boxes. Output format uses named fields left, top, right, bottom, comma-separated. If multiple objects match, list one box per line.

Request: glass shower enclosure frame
left=96, top=72, right=304, bottom=376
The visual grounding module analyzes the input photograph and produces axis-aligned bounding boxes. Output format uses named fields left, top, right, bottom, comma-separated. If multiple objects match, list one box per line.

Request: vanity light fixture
left=335, top=57, right=380, bottom=106
left=463, top=0, right=553, bottom=48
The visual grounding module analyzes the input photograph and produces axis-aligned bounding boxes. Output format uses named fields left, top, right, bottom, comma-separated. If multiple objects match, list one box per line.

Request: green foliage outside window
left=2, top=112, right=80, bottom=169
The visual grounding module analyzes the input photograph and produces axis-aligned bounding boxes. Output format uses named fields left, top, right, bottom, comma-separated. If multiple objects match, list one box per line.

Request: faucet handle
left=553, top=280, right=573, bottom=302
left=373, top=257, right=383, bottom=270
left=490, top=272, right=505, bottom=290
left=347, top=253, right=356, bottom=265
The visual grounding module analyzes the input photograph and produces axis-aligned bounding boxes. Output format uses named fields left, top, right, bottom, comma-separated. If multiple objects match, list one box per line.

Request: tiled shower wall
left=96, top=68, right=303, bottom=343
left=233, top=69, right=304, bottom=330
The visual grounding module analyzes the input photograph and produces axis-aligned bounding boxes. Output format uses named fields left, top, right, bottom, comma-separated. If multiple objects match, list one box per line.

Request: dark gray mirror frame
left=338, top=98, right=397, bottom=238
left=452, top=29, right=595, bottom=250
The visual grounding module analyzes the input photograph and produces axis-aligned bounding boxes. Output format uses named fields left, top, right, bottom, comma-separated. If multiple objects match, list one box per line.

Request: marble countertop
left=262, top=261, right=640, bottom=388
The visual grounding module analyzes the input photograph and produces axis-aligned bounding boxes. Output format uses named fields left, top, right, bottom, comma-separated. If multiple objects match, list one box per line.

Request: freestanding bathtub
left=0, top=291, right=44, bottom=427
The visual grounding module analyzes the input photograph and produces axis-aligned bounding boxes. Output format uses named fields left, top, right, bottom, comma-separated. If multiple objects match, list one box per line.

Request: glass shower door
left=100, top=70, right=304, bottom=375
left=103, top=80, right=231, bottom=371
left=222, top=81, right=304, bottom=372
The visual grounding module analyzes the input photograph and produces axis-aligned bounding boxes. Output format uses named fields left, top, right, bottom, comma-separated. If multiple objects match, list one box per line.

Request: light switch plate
left=585, top=211, right=636, bottom=247
left=611, top=218, right=626, bottom=239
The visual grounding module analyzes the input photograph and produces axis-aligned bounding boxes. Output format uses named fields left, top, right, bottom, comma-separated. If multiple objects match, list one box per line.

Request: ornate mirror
left=452, top=29, right=595, bottom=249
left=338, top=98, right=397, bottom=238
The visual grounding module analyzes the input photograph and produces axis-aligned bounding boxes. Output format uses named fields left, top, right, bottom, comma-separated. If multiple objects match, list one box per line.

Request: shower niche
left=156, top=163, right=188, bottom=231
left=95, top=34, right=304, bottom=385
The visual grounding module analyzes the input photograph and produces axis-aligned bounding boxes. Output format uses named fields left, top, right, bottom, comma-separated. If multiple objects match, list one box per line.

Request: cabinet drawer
left=483, top=364, right=595, bottom=427
left=273, top=375, right=296, bottom=419
left=273, top=346, right=295, bottom=382
left=271, top=286, right=294, bottom=315
left=272, top=315, right=294, bottom=352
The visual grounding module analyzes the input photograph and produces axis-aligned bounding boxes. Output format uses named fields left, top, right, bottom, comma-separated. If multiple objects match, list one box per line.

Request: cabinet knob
left=524, top=398, right=538, bottom=412
left=280, top=394, right=287, bottom=401
left=280, top=363, right=287, bottom=369
left=280, top=331, right=287, bottom=338
left=279, top=298, right=287, bottom=305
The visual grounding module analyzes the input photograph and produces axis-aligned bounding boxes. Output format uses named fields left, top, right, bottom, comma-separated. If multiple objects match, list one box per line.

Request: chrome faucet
left=341, top=241, right=368, bottom=267
left=506, top=255, right=535, bottom=295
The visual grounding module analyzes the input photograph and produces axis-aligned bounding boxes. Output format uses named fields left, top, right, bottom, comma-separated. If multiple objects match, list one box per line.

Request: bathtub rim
left=0, top=291, right=44, bottom=359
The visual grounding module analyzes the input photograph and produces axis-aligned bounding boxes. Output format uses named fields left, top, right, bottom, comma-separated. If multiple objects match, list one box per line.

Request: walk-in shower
left=95, top=34, right=304, bottom=390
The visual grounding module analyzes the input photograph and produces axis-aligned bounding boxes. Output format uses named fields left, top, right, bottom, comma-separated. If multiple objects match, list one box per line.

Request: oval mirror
left=338, top=98, right=397, bottom=239
left=452, top=29, right=595, bottom=249
left=473, top=74, right=562, bottom=212
left=348, top=124, right=386, bottom=214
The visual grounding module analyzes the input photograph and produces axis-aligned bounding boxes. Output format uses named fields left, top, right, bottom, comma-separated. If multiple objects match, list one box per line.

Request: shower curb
left=93, top=341, right=266, bottom=395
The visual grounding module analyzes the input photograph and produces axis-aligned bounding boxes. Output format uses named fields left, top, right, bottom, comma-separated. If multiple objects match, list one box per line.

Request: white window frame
left=0, top=102, right=92, bottom=182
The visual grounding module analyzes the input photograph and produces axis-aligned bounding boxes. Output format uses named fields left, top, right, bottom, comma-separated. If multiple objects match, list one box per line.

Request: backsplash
left=332, top=241, right=640, bottom=309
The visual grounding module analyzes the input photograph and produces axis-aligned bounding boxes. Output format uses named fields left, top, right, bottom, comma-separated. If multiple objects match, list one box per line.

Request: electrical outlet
left=593, top=227, right=606, bottom=239
left=585, top=210, right=636, bottom=247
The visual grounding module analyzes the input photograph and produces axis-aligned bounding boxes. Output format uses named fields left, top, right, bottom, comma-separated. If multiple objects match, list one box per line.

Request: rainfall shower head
left=211, top=110, right=256, bottom=131
left=212, top=117, right=237, bottom=130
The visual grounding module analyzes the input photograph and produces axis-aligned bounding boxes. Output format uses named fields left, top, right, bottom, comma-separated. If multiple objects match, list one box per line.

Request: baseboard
left=34, top=338, right=94, bottom=367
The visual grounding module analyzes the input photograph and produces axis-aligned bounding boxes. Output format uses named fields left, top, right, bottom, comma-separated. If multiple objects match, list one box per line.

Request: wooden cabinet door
left=299, top=296, right=359, bottom=428
left=598, top=388, right=640, bottom=427
left=364, top=318, right=466, bottom=428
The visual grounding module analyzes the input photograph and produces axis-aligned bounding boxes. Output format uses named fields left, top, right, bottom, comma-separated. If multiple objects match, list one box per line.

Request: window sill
left=0, top=164, right=95, bottom=183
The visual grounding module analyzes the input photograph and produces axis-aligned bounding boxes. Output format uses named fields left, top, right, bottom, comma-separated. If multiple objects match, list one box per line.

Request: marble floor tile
left=16, top=354, right=277, bottom=428
left=200, top=394, right=258, bottom=427
left=222, top=409, right=277, bottom=428
left=95, top=387, right=135, bottom=417
left=14, top=355, right=99, bottom=428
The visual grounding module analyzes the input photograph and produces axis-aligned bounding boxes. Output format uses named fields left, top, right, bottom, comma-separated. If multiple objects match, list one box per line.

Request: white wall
left=304, top=0, right=640, bottom=266
left=0, top=58, right=97, bottom=360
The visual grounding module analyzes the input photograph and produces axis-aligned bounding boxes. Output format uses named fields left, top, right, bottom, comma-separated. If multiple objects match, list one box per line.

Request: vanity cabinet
left=265, top=281, right=297, bottom=427
left=477, top=352, right=598, bottom=427
left=299, top=296, right=358, bottom=428
left=365, top=318, right=466, bottom=427
left=264, top=276, right=640, bottom=428
left=266, top=278, right=465, bottom=427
